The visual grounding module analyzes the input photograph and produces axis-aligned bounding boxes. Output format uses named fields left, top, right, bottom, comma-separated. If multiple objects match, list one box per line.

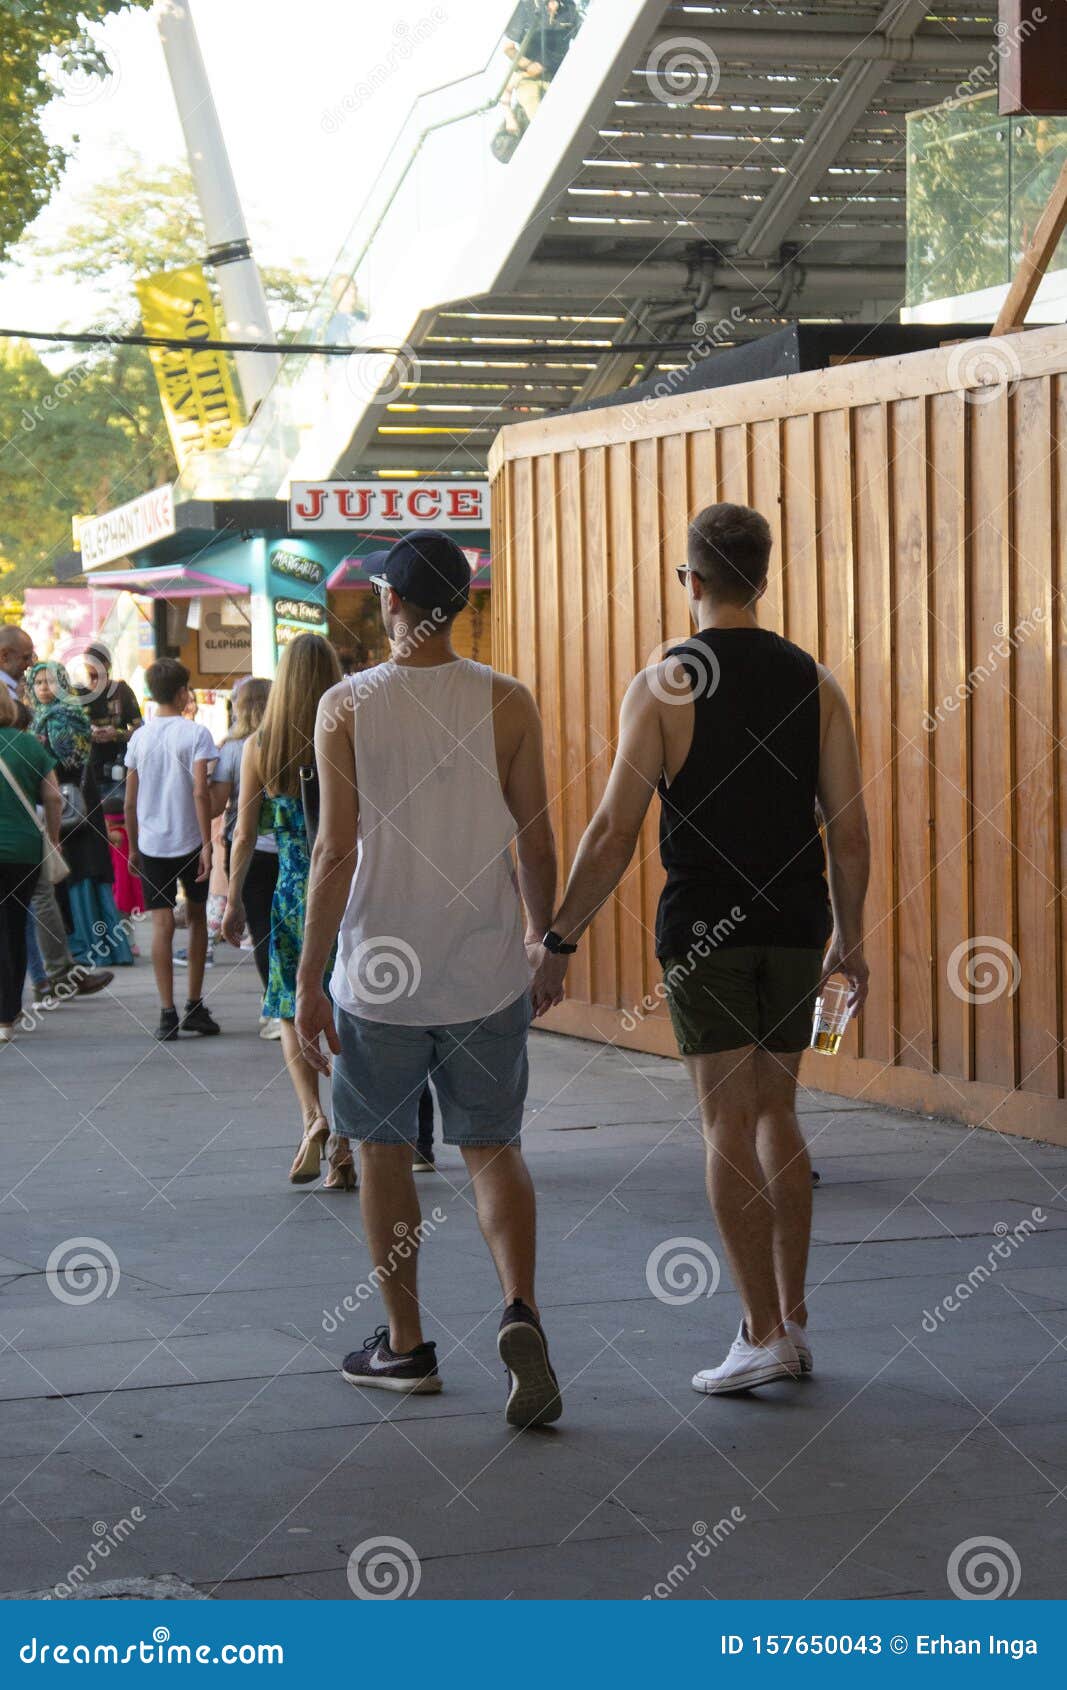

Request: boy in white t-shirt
left=125, top=659, right=221, bottom=1041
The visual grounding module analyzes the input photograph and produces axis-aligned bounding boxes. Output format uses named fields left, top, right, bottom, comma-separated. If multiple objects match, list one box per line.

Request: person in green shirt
left=0, top=686, right=63, bottom=1039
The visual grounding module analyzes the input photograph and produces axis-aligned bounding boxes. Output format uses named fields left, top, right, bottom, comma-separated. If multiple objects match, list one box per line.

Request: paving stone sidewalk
left=2, top=941, right=1066, bottom=1600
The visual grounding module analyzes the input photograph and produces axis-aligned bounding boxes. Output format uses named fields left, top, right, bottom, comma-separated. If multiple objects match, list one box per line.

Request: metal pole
left=155, top=0, right=280, bottom=411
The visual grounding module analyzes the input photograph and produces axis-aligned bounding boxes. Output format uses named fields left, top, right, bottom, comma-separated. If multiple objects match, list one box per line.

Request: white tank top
left=331, top=659, right=531, bottom=1025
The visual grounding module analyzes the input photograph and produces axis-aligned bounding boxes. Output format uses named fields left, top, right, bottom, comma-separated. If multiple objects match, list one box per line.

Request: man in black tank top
left=534, top=503, right=870, bottom=1396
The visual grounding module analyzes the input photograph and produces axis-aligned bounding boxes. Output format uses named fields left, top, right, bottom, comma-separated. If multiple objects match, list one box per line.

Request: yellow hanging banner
left=134, top=265, right=246, bottom=467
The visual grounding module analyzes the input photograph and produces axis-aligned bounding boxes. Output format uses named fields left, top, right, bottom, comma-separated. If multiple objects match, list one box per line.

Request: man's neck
left=390, top=631, right=459, bottom=669
left=695, top=602, right=760, bottom=632
left=154, top=704, right=182, bottom=718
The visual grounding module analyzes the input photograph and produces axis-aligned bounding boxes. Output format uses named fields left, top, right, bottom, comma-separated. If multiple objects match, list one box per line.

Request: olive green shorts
left=661, top=944, right=824, bottom=1057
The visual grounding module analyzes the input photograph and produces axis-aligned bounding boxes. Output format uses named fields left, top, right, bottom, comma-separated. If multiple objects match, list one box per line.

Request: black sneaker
left=155, top=1007, right=180, bottom=1042
left=342, top=1326, right=441, bottom=1394
left=497, top=1300, right=562, bottom=1428
left=412, top=1148, right=436, bottom=1172
left=181, top=999, right=220, bottom=1036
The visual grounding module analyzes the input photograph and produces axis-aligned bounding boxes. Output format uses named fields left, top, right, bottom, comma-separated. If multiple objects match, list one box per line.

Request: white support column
left=155, top=0, right=281, bottom=412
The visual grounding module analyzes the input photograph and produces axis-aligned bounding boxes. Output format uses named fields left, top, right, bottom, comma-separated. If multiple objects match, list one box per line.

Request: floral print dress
left=261, top=795, right=334, bottom=1019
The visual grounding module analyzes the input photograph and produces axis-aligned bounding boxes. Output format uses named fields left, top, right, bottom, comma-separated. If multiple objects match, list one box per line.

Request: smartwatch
left=542, top=929, right=578, bottom=955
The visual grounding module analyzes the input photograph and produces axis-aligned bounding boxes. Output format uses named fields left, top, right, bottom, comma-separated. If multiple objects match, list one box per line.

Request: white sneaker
left=259, top=1017, right=283, bottom=1041
left=692, top=1324, right=801, bottom=1395
left=786, top=1319, right=812, bottom=1375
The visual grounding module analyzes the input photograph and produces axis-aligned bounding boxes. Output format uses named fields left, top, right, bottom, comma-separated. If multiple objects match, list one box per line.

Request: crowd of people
left=0, top=507, right=871, bottom=1431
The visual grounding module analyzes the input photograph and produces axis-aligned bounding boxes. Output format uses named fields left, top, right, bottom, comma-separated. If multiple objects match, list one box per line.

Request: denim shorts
left=332, top=990, right=532, bottom=1147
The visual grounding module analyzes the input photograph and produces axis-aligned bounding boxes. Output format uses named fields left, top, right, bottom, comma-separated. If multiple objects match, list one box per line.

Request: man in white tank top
left=295, top=531, right=564, bottom=1427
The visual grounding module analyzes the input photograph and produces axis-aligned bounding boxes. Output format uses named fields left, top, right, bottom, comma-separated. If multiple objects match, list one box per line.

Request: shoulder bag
left=0, top=749, right=70, bottom=884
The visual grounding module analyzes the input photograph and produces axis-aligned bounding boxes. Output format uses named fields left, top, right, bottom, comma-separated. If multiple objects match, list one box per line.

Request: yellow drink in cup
left=811, top=979, right=851, bottom=1055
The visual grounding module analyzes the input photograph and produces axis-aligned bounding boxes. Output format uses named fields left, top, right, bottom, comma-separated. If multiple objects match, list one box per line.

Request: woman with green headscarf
left=28, top=662, right=133, bottom=968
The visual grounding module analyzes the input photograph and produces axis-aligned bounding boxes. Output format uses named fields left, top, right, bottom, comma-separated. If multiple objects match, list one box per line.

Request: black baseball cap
left=363, top=530, right=472, bottom=617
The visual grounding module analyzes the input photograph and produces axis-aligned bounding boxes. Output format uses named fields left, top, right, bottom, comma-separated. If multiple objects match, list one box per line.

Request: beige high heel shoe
left=289, top=1115, right=329, bottom=1184
left=322, top=1132, right=358, bottom=1192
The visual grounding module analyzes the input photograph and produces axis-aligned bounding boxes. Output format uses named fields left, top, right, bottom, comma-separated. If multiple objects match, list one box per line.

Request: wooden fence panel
left=489, top=325, right=1067, bottom=1143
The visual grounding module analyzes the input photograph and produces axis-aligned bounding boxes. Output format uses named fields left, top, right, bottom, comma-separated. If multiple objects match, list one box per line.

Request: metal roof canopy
left=341, top=0, right=997, bottom=481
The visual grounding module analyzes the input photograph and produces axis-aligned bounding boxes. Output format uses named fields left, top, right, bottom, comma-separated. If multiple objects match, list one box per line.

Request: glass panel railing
left=906, top=91, right=1067, bottom=310
left=179, top=1, right=592, bottom=500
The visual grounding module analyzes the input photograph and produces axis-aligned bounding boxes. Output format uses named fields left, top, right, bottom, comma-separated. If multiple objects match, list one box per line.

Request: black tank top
left=655, top=628, right=830, bottom=960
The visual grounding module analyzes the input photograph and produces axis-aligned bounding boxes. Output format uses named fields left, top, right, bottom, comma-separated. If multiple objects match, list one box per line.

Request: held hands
left=527, top=939, right=569, bottom=1018
left=820, top=932, right=870, bottom=1013
left=295, top=984, right=340, bottom=1076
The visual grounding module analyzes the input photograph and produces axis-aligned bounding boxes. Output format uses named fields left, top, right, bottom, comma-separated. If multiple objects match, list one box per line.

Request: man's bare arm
left=815, top=667, right=870, bottom=1007
left=498, top=679, right=557, bottom=943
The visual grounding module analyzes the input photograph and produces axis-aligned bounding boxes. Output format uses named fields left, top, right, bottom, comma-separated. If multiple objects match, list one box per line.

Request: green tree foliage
left=0, top=333, right=175, bottom=602
left=1, top=161, right=313, bottom=602
left=31, top=155, right=313, bottom=324
left=0, top=0, right=152, bottom=261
